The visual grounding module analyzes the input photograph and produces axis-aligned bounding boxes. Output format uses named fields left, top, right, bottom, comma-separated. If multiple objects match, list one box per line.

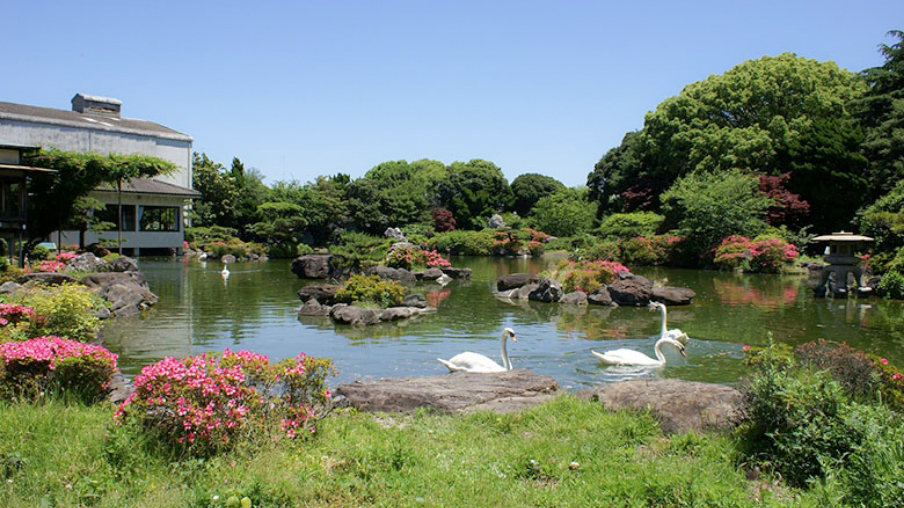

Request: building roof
left=95, top=178, right=201, bottom=198
left=812, top=231, right=874, bottom=242
left=0, top=100, right=193, bottom=143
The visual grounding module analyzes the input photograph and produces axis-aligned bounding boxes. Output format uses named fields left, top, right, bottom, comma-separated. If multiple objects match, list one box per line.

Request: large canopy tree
left=510, top=173, right=566, bottom=217
left=346, top=159, right=446, bottom=234
left=857, top=30, right=904, bottom=200
left=589, top=53, right=867, bottom=232
left=437, top=159, right=510, bottom=230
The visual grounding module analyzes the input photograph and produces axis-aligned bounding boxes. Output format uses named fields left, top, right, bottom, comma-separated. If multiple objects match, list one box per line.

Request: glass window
left=0, top=181, right=24, bottom=219
left=96, top=204, right=136, bottom=231
left=139, top=206, right=179, bottom=232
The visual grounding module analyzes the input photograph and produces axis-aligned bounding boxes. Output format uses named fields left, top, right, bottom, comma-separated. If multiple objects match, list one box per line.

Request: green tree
left=65, top=196, right=115, bottom=249
left=346, top=159, right=446, bottom=234
left=592, top=54, right=867, bottom=232
left=437, top=159, right=510, bottom=230
left=857, top=30, right=904, bottom=200
left=191, top=153, right=239, bottom=228
left=106, top=154, right=176, bottom=254
left=510, top=173, right=565, bottom=217
left=661, top=169, right=773, bottom=261
left=528, top=187, right=596, bottom=237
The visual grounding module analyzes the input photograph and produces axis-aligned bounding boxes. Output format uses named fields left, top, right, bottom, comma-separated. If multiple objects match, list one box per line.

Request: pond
left=100, top=256, right=904, bottom=391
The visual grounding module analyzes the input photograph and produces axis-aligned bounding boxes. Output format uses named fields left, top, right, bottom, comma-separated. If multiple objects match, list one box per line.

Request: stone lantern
left=812, top=231, right=873, bottom=297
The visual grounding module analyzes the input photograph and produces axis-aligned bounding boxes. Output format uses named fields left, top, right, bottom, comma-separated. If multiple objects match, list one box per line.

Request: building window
left=0, top=180, right=24, bottom=219
left=139, top=206, right=180, bottom=232
left=96, top=204, right=136, bottom=231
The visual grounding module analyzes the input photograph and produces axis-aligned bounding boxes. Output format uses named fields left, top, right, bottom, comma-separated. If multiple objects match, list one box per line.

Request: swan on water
left=221, top=263, right=230, bottom=278
left=591, top=336, right=686, bottom=367
left=649, top=301, right=688, bottom=344
left=438, top=328, right=517, bottom=373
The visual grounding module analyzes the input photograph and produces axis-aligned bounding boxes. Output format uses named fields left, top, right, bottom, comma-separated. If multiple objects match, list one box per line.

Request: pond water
left=100, top=256, right=904, bottom=391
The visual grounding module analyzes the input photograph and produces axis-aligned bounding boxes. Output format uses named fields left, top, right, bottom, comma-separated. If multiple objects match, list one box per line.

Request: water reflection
left=99, top=257, right=904, bottom=390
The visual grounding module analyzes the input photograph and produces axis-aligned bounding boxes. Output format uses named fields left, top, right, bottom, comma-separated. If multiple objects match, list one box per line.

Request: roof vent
left=71, top=93, right=122, bottom=118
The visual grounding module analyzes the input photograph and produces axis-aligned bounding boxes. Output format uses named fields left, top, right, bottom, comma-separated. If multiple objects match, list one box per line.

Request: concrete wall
left=0, top=118, right=192, bottom=188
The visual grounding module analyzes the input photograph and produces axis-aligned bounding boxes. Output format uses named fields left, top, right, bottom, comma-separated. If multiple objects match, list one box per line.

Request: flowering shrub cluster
left=36, top=260, right=66, bottom=273
left=713, top=235, right=798, bottom=273
left=492, top=228, right=549, bottom=257
left=115, top=350, right=336, bottom=456
left=55, top=251, right=78, bottom=262
left=547, top=260, right=630, bottom=293
left=0, top=335, right=119, bottom=403
left=386, top=248, right=451, bottom=270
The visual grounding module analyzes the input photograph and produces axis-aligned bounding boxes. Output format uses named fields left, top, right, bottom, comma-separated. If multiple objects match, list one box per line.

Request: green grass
left=0, top=396, right=812, bottom=507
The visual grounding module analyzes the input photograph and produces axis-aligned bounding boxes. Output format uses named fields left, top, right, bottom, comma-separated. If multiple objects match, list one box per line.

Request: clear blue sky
left=3, top=1, right=899, bottom=187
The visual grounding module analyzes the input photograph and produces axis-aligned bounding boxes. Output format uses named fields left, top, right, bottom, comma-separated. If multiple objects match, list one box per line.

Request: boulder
left=402, top=293, right=428, bottom=309
left=441, top=267, right=472, bottom=279
left=68, top=253, right=110, bottom=272
left=652, top=286, right=696, bottom=306
left=365, top=265, right=417, bottom=281
left=297, top=284, right=341, bottom=305
left=0, top=281, right=20, bottom=294
left=17, top=273, right=79, bottom=286
left=560, top=291, right=588, bottom=305
left=529, top=277, right=564, bottom=303
left=297, top=299, right=332, bottom=316
left=290, top=255, right=332, bottom=279
left=419, top=268, right=445, bottom=281
left=110, top=256, right=140, bottom=272
left=220, top=254, right=237, bottom=264
left=587, top=287, right=615, bottom=306
left=337, top=370, right=559, bottom=413
left=330, top=305, right=382, bottom=326
left=379, top=307, right=419, bottom=321
left=497, top=273, right=538, bottom=291
left=384, top=227, right=407, bottom=242
left=607, top=274, right=653, bottom=306
left=579, top=378, right=744, bottom=434
left=80, top=272, right=158, bottom=317
left=487, top=214, right=506, bottom=229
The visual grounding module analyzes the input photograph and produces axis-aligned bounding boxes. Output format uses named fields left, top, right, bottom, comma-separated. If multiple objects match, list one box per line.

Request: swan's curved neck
left=653, top=338, right=668, bottom=363
left=500, top=332, right=511, bottom=370
left=658, top=305, right=668, bottom=338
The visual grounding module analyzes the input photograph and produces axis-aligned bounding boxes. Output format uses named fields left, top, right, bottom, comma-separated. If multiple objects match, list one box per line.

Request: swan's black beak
left=510, top=334, right=517, bottom=342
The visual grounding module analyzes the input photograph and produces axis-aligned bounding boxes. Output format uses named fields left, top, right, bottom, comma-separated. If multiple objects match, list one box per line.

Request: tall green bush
left=597, top=212, right=664, bottom=238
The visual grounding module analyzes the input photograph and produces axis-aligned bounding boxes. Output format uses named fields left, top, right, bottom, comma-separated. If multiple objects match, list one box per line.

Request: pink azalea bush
left=55, top=251, right=78, bottom=262
left=36, top=260, right=66, bottom=273
left=713, top=235, right=798, bottom=273
left=0, top=335, right=119, bottom=403
left=492, top=228, right=549, bottom=257
left=386, top=248, right=452, bottom=270
left=115, top=350, right=336, bottom=456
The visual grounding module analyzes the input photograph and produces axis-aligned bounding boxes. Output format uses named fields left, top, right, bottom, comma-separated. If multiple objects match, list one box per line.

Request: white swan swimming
left=438, top=328, right=516, bottom=373
left=649, top=301, right=688, bottom=345
left=221, top=263, right=230, bottom=278
left=591, top=336, right=686, bottom=367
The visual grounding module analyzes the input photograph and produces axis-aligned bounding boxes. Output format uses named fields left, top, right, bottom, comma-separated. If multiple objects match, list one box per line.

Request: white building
left=0, top=93, right=198, bottom=255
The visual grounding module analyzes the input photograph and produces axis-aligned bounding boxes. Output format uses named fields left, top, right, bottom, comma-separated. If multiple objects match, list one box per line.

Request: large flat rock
left=337, top=370, right=558, bottom=413
left=578, top=378, right=744, bottom=434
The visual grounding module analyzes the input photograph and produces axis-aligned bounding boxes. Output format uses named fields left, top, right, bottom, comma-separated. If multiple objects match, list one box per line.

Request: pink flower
left=881, top=358, right=889, bottom=365
left=743, top=345, right=751, bottom=352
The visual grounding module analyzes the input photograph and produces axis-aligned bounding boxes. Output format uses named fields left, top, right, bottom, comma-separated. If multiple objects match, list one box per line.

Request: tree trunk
left=117, top=179, right=123, bottom=255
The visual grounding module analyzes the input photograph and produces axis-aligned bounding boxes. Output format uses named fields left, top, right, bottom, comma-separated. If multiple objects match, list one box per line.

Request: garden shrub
left=184, top=226, right=239, bottom=245
left=329, top=233, right=390, bottom=274
left=0, top=336, right=118, bottom=403
left=427, top=230, right=495, bottom=256
left=878, top=270, right=904, bottom=299
left=491, top=228, right=549, bottom=257
left=573, top=240, right=620, bottom=262
left=545, top=260, right=629, bottom=293
left=740, top=339, right=904, bottom=500
left=115, top=350, right=336, bottom=457
left=17, top=284, right=105, bottom=343
left=334, top=275, right=405, bottom=308
left=713, top=235, right=798, bottom=273
left=597, top=212, right=664, bottom=238
left=267, top=242, right=311, bottom=259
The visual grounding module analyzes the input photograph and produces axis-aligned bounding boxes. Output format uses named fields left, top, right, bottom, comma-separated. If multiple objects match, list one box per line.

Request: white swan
left=221, top=263, right=230, bottom=278
left=591, top=337, right=686, bottom=366
left=438, top=328, right=516, bottom=373
left=649, top=301, right=688, bottom=345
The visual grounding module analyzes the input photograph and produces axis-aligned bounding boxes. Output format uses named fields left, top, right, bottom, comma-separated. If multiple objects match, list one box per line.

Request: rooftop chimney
left=71, top=93, right=122, bottom=118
